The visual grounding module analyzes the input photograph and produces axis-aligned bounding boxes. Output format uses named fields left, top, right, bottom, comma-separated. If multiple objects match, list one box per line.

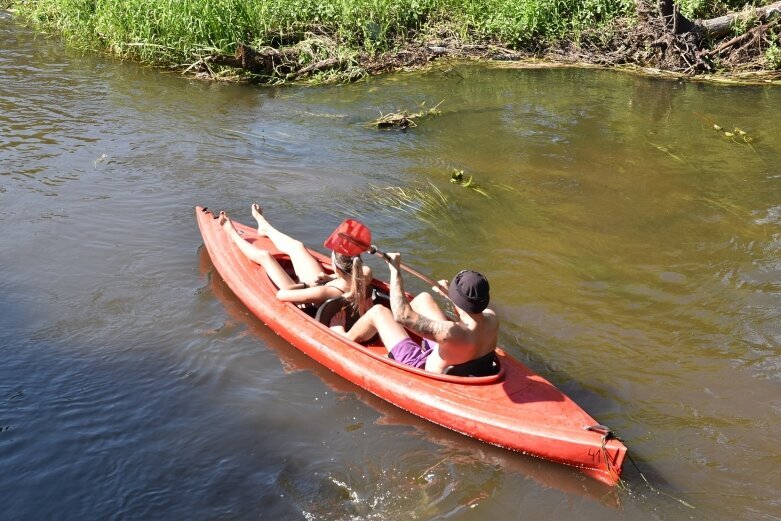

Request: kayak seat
left=315, top=296, right=360, bottom=330
left=371, top=287, right=391, bottom=308
left=444, top=351, right=500, bottom=377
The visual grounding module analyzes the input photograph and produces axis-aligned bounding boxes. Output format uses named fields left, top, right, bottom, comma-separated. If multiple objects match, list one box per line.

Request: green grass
left=8, top=0, right=635, bottom=66
left=677, top=0, right=769, bottom=19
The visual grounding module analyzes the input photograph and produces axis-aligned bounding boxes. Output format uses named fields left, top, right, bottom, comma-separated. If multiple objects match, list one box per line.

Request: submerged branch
left=367, top=100, right=444, bottom=130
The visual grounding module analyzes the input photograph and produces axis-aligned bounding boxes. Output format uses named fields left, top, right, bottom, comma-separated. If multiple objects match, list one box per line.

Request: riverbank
left=3, top=0, right=780, bottom=84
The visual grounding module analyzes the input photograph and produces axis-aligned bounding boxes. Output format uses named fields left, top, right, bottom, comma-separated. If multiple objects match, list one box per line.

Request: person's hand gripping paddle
left=323, top=219, right=449, bottom=295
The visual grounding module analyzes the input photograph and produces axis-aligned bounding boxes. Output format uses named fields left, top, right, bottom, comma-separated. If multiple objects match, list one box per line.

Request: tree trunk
left=695, top=1, right=781, bottom=38
left=657, top=0, right=695, bottom=33
left=646, top=0, right=781, bottom=37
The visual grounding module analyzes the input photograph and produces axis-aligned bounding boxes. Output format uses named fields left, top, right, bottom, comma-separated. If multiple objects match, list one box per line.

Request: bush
left=765, top=41, right=781, bottom=70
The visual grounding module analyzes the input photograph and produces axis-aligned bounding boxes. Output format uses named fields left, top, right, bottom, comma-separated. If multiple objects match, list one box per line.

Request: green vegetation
left=766, top=39, right=781, bottom=69
left=361, top=183, right=464, bottom=232
left=6, top=0, right=634, bottom=69
left=677, top=0, right=768, bottom=19
left=6, top=0, right=777, bottom=81
left=367, top=100, right=443, bottom=129
left=450, top=170, right=489, bottom=197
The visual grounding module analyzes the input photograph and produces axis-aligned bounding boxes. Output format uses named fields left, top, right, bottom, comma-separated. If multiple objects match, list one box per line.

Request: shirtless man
left=336, top=252, right=499, bottom=374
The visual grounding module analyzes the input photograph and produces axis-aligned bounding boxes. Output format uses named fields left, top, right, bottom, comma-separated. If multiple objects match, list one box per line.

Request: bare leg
left=220, top=212, right=297, bottom=289
left=251, top=203, right=323, bottom=283
left=339, top=305, right=409, bottom=351
left=410, top=292, right=449, bottom=321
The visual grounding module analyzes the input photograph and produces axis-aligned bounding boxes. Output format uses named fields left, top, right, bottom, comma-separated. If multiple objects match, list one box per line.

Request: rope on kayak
left=586, top=424, right=623, bottom=486
left=585, top=424, right=695, bottom=509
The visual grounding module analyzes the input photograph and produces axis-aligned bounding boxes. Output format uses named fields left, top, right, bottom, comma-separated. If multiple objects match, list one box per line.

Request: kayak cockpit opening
left=272, top=250, right=504, bottom=382
left=442, top=350, right=500, bottom=377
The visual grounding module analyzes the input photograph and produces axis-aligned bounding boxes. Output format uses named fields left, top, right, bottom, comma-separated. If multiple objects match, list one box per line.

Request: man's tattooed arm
left=389, top=261, right=462, bottom=343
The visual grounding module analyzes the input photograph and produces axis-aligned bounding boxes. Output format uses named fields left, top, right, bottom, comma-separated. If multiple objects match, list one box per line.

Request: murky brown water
left=2, top=11, right=780, bottom=520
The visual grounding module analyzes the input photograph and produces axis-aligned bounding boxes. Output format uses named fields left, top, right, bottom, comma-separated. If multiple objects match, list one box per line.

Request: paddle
left=324, top=219, right=443, bottom=290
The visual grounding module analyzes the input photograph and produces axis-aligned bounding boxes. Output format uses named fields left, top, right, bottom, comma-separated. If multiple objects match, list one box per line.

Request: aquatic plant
left=367, top=100, right=444, bottom=129
left=346, top=183, right=466, bottom=234
left=450, top=169, right=490, bottom=197
left=693, top=112, right=757, bottom=151
left=646, top=142, right=686, bottom=163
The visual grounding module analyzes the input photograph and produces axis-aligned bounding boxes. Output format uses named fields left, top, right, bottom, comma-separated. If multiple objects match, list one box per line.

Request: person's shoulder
left=481, top=308, right=497, bottom=319
left=482, top=308, right=499, bottom=327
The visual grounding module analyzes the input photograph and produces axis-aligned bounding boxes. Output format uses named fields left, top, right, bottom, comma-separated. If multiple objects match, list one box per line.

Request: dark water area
left=2, top=11, right=780, bottom=520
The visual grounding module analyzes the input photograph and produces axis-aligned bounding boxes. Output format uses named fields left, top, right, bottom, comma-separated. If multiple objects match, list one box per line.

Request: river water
left=2, top=11, right=780, bottom=521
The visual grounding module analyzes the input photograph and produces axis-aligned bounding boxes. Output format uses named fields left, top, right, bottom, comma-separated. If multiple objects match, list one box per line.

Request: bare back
left=424, top=308, right=498, bottom=374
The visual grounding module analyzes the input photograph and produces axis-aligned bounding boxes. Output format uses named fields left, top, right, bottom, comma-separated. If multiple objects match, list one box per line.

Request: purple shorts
left=389, top=338, right=435, bottom=369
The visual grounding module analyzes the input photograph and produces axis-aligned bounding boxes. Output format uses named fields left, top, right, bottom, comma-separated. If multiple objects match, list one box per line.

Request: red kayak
left=196, top=206, right=627, bottom=485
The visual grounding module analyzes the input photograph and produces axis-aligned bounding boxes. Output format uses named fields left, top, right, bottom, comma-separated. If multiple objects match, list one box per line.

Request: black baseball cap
left=448, top=270, right=490, bottom=313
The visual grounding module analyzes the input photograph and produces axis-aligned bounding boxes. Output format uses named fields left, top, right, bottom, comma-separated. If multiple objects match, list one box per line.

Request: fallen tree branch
left=289, top=57, right=342, bottom=78
left=706, top=18, right=780, bottom=57
left=696, top=1, right=781, bottom=38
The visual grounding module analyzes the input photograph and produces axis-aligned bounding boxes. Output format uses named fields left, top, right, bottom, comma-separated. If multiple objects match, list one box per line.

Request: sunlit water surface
left=1, top=11, right=780, bottom=521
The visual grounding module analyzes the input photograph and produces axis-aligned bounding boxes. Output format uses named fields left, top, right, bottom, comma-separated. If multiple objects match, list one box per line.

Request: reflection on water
left=1, top=11, right=780, bottom=521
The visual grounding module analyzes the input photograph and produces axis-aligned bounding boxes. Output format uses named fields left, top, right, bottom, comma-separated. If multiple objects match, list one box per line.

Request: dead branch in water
left=367, top=100, right=444, bottom=130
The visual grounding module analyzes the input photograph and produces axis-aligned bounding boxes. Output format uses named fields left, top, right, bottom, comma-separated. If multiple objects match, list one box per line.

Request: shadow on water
left=0, top=334, right=307, bottom=520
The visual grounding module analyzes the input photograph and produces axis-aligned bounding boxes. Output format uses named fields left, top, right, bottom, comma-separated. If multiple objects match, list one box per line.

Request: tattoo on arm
left=390, top=268, right=459, bottom=342
left=390, top=269, right=411, bottom=320
left=407, top=314, right=454, bottom=340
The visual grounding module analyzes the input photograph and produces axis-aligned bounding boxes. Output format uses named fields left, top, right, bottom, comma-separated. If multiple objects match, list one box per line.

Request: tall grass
left=8, top=0, right=636, bottom=63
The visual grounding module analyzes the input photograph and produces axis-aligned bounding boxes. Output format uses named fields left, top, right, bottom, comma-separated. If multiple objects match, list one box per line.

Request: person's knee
left=289, top=241, right=307, bottom=255
left=410, top=292, right=447, bottom=320
left=367, top=304, right=385, bottom=318
left=410, top=292, right=439, bottom=314
left=411, top=292, right=436, bottom=308
left=251, top=249, right=273, bottom=263
left=367, top=304, right=392, bottom=322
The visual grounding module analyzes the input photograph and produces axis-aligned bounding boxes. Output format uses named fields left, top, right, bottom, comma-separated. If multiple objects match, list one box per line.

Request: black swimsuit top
left=318, top=281, right=346, bottom=293
left=299, top=282, right=345, bottom=317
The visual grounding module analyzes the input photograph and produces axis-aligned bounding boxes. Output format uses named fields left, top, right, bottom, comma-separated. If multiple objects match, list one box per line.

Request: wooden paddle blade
left=323, top=219, right=372, bottom=256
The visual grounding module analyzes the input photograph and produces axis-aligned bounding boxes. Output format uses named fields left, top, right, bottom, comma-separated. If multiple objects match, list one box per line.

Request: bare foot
left=219, top=211, right=243, bottom=238
left=218, top=211, right=231, bottom=229
left=251, top=203, right=270, bottom=236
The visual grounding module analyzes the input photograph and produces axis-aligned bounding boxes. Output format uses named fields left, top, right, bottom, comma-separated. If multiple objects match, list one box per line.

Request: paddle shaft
left=369, top=246, right=441, bottom=289
left=333, top=227, right=446, bottom=292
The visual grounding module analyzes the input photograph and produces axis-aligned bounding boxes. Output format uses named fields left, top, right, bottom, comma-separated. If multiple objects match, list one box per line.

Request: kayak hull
left=196, top=206, right=627, bottom=485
